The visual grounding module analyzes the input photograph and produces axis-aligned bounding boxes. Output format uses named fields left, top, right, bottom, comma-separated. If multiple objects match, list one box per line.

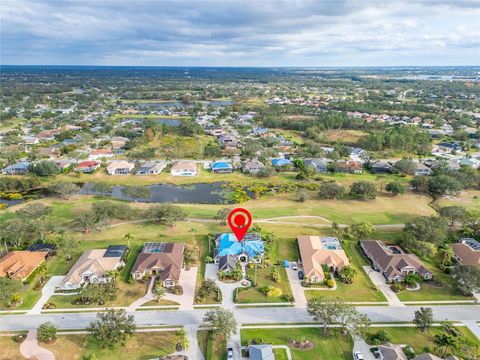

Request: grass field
left=365, top=326, right=480, bottom=359
left=322, top=129, right=369, bottom=144
left=197, top=330, right=227, bottom=360
left=434, top=189, right=480, bottom=212
left=0, top=331, right=180, bottom=360
left=237, top=266, right=293, bottom=303
left=305, top=241, right=387, bottom=302
left=241, top=327, right=353, bottom=360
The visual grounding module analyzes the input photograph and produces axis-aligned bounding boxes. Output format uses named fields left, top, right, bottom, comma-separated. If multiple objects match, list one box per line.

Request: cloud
left=1, top=0, right=479, bottom=66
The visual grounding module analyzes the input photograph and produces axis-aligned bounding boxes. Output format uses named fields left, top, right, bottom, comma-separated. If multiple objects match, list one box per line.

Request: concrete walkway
left=20, top=330, right=55, bottom=360
left=228, top=327, right=242, bottom=360
left=353, top=339, right=375, bottom=360
left=28, top=276, right=65, bottom=315
left=285, top=267, right=307, bottom=308
left=127, top=277, right=155, bottom=311
left=463, top=320, right=480, bottom=340
left=205, top=264, right=238, bottom=309
left=163, top=267, right=198, bottom=310
left=182, top=325, right=205, bottom=360
left=362, top=266, right=404, bottom=307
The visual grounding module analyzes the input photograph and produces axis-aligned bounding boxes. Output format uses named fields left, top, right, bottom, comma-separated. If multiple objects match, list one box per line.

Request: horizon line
left=1, top=64, right=480, bottom=68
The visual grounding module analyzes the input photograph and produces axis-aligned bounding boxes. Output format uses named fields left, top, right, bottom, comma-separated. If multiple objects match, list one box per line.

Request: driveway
left=285, top=267, right=307, bottom=308
left=227, top=327, right=242, bottom=359
left=163, top=266, right=198, bottom=310
left=205, top=263, right=238, bottom=309
left=362, top=266, right=404, bottom=307
left=20, top=330, right=55, bottom=360
left=28, top=276, right=65, bottom=315
left=353, top=338, right=375, bottom=360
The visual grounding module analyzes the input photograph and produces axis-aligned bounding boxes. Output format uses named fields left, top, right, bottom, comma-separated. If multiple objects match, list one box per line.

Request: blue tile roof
left=211, top=161, right=233, bottom=170
left=271, top=158, right=292, bottom=166
left=217, top=233, right=264, bottom=258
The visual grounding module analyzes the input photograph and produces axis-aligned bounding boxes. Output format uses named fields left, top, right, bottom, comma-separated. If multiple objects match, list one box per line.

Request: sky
left=1, top=0, right=479, bottom=66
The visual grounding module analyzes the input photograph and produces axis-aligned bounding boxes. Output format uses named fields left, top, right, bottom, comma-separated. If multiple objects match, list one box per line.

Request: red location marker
left=227, top=208, right=252, bottom=242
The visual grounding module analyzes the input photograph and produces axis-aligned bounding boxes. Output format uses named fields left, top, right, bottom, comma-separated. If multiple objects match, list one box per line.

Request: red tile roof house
left=131, top=242, right=185, bottom=287
left=361, top=240, right=433, bottom=283
left=74, top=160, right=100, bottom=173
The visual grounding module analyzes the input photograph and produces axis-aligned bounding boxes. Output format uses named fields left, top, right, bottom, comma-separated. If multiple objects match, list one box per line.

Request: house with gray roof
left=248, top=344, right=275, bottom=360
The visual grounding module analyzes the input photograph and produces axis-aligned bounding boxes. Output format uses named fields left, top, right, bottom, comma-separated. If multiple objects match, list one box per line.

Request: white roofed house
left=242, top=159, right=265, bottom=174
left=106, top=160, right=135, bottom=175
left=414, top=162, right=432, bottom=176
left=89, top=148, right=114, bottom=160
left=170, top=161, right=198, bottom=176
left=136, top=161, right=167, bottom=175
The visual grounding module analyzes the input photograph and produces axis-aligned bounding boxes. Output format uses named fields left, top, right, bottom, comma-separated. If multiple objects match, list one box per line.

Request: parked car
left=298, top=270, right=304, bottom=280
left=283, top=260, right=289, bottom=268
left=227, top=347, right=234, bottom=359
left=354, top=351, right=364, bottom=360
left=292, top=261, right=298, bottom=270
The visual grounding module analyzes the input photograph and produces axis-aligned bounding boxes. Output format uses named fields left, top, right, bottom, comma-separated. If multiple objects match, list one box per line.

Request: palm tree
left=152, top=284, right=166, bottom=302
left=434, top=332, right=458, bottom=357
left=123, top=233, right=134, bottom=248
left=106, top=269, right=120, bottom=284
left=189, top=227, right=197, bottom=244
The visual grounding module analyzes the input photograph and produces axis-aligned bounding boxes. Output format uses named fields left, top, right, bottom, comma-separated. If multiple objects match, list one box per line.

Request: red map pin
left=227, top=208, right=252, bottom=242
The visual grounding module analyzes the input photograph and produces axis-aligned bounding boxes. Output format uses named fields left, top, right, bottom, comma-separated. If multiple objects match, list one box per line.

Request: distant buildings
left=210, top=161, right=233, bottom=174
left=137, top=161, right=167, bottom=175
left=171, top=161, right=198, bottom=176
left=2, top=161, right=30, bottom=175
left=74, top=160, right=100, bottom=173
left=451, top=238, right=480, bottom=267
left=106, top=160, right=135, bottom=175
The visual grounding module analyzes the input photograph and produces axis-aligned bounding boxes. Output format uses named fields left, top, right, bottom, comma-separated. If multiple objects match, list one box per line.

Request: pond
left=156, top=118, right=182, bottom=126
left=79, top=182, right=230, bottom=204
left=0, top=198, right=24, bottom=208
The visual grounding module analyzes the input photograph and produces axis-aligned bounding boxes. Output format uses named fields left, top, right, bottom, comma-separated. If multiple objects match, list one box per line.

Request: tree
left=452, top=265, right=480, bottom=296
left=16, top=203, right=52, bottom=219
left=152, top=284, right=166, bottom=302
left=349, top=181, right=376, bottom=200
left=404, top=216, right=448, bottom=247
left=439, top=206, right=467, bottom=226
left=266, top=286, right=282, bottom=297
left=336, top=302, right=369, bottom=337
left=146, top=204, right=187, bottom=226
left=428, top=175, right=462, bottom=196
left=73, top=211, right=97, bottom=233
left=48, top=182, right=80, bottom=199
left=343, top=222, right=374, bottom=239
left=338, top=266, right=357, bottom=284
left=295, top=189, right=308, bottom=202
left=78, top=283, right=118, bottom=305
left=318, top=182, right=345, bottom=199
left=55, top=234, right=79, bottom=261
left=395, top=159, right=416, bottom=175
left=203, top=309, right=237, bottom=341
left=214, top=207, right=233, bottom=225
left=29, top=161, right=60, bottom=176
left=121, top=185, right=150, bottom=202
left=385, top=181, right=405, bottom=196
left=184, top=247, right=199, bottom=267
left=434, top=332, right=458, bottom=357
left=410, top=176, right=430, bottom=193
left=307, top=298, right=340, bottom=335
left=413, top=307, right=433, bottom=333
left=88, top=309, right=136, bottom=348
left=462, top=210, right=480, bottom=238
left=37, top=322, right=57, bottom=342
left=0, top=277, right=22, bottom=308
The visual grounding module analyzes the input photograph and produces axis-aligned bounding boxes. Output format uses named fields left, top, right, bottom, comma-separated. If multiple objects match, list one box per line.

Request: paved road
left=1, top=305, right=479, bottom=332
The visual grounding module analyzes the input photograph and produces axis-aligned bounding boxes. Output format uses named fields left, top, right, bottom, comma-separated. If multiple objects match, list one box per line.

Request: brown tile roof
left=361, top=240, right=431, bottom=280
left=297, top=236, right=349, bottom=280
left=451, top=243, right=480, bottom=267
left=0, top=251, right=48, bottom=280
left=131, top=242, right=184, bottom=281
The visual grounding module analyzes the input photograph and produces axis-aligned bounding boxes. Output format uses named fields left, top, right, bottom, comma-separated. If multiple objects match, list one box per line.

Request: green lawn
left=306, top=241, right=387, bottom=303
left=197, top=330, right=227, bottom=360
left=236, top=266, right=293, bottom=304
left=365, top=326, right=479, bottom=360
left=241, top=327, right=353, bottom=360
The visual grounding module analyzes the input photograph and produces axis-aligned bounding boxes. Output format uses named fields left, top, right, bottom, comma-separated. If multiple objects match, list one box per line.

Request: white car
left=292, top=261, right=298, bottom=271
left=354, top=351, right=364, bottom=360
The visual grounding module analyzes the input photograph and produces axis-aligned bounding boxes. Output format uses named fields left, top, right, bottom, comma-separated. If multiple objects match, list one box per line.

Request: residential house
left=170, top=161, right=198, bottom=176
left=55, top=160, right=75, bottom=171
left=74, top=161, right=100, bottom=173
left=137, top=161, right=167, bottom=175
left=110, top=136, right=130, bottom=149
left=106, top=160, right=135, bottom=175
left=242, top=160, right=265, bottom=174
left=458, top=157, right=480, bottom=169
left=371, top=161, right=394, bottom=174
left=218, top=254, right=237, bottom=272
left=451, top=238, right=480, bottom=267
left=214, top=233, right=264, bottom=269
left=413, top=354, right=444, bottom=360
left=271, top=158, right=292, bottom=170
left=131, top=242, right=185, bottom=287
left=27, top=243, right=56, bottom=257
left=2, top=161, right=30, bottom=175
left=0, top=251, right=48, bottom=281
left=430, top=160, right=460, bottom=172
left=248, top=344, right=275, bottom=360
left=37, top=147, right=60, bottom=160
left=218, top=134, right=238, bottom=148
left=304, top=158, right=328, bottom=173
left=361, top=240, right=433, bottom=282
left=297, top=236, right=350, bottom=283
left=335, top=160, right=363, bottom=174
left=436, top=142, right=461, bottom=154
left=374, top=343, right=407, bottom=360
left=414, top=163, right=432, bottom=176
left=58, top=246, right=128, bottom=290
left=89, top=148, right=114, bottom=160
left=349, top=147, right=369, bottom=163
left=211, top=161, right=233, bottom=174
left=23, top=136, right=39, bottom=145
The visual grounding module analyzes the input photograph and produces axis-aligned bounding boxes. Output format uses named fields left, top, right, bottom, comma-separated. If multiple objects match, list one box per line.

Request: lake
left=80, top=182, right=229, bottom=204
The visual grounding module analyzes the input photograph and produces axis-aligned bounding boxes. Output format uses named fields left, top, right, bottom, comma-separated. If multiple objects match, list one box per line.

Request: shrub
left=37, top=322, right=57, bottom=342
left=266, top=286, right=282, bottom=297
left=173, top=285, right=183, bottom=295
left=326, top=279, right=335, bottom=288
left=390, top=282, right=405, bottom=293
